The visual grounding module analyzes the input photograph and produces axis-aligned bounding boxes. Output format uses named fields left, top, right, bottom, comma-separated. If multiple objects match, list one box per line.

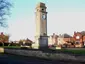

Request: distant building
left=0, top=32, right=9, bottom=43
left=48, top=33, right=58, bottom=46
left=57, top=34, right=66, bottom=45
left=19, top=38, right=33, bottom=44
left=14, top=41, right=19, bottom=43
left=48, top=36, right=53, bottom=45
left=83, top=36, right=85, bottom=46
left=51, top=33, right=58, bottom=45
left=57, top=34, right=72, bottom=45
left=25, top=38, right=33, bottom=43
left=73, top=31, right=84, bottom=47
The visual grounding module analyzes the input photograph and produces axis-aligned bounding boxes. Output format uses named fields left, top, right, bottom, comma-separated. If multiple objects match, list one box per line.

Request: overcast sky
left=1, top=0, right=85, bottom=41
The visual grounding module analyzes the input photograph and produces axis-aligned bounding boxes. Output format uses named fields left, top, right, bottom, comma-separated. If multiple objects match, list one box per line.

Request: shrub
left=0, top=42, right=3, bottom=46
left=4, top=43, right=9, bottom=46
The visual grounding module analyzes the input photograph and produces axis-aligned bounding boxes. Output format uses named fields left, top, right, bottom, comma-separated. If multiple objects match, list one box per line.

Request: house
left=57, top=37, right=66, bottom=45
left=48, top=36, right=53, bottom=45
left=81, top=31, right=85, bottom=46
left=57, top=34, right=72, bottom=45
left=48, top=33, right=58, bottom=46
left=62, top=33, right=72, bottom=42
left=22, top=38, right=33, bottom=44
left=0, top=32, right=9, bottom=43
left=73, top=32, right=83, bottom=47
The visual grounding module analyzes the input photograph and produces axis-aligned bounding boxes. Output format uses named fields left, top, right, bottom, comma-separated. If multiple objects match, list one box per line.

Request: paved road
left=0, top=53, right=84, bottom=64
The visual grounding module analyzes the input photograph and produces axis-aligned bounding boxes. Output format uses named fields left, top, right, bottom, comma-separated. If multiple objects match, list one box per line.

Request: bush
left=9, top=43, right=17, bottom=46
left=16, top=43, right=21, bottom=46
left=4, top=43, right=9, bottom=46
left=0, top=43, right=3, bottom=46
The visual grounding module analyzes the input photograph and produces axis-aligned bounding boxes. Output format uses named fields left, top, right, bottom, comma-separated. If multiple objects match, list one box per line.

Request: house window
left=71, top=43, right=74, bottom=45
left=75, top=42, right=80, bottom=44
left=42, top=9, right=44, bottom=11
left=84, top=41, right=85, bottom=46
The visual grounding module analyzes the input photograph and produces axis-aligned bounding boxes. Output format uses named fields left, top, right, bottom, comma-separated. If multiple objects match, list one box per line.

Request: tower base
left=32, top=36, right=48, bottom=49
left=39, top=36, right=48, bottom=49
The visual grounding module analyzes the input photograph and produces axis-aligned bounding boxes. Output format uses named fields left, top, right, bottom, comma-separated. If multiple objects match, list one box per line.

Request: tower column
left=32, top=2, right=48, bottom=49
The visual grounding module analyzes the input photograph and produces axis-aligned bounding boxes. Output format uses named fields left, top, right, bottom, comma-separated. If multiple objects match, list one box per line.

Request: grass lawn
left=58, top=49, right=85, bottom=55
left=0, top=46, right=21, bottom=48
left=0, top=46, right=85, bottom=55
left=49, top=47, right=85, bottom=55
left=61, top=49, right=85, bottom=54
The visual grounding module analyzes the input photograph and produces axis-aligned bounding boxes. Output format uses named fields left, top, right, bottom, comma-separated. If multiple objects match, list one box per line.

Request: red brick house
left=61, top=33, right=72, bottom=43
left=73, top=32, right=84, bottom=47
left=57, top=34, right=72, bottom=47
left=0, top=32, right=9, bottom=43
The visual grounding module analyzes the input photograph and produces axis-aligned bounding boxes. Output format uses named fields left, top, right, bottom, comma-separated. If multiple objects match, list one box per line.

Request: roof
left=26, top=38, right=33, bottom=43
left=81, top=31, right=85, bottom=36
left=59, top=34, right=72, bottom=38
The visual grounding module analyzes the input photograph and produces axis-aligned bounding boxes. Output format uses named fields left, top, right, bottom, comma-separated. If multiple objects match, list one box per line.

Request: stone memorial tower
left=33, top=2, right=48, bottom=49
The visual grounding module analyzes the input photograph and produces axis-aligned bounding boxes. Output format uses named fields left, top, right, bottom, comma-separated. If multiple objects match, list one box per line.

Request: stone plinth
left=32, top=36, right=48, bottom=49
left=39, top=36, right=48, bottom=49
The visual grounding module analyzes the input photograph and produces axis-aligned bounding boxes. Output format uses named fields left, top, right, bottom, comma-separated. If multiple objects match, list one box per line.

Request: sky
left=1, top=0, right=85, bottom=41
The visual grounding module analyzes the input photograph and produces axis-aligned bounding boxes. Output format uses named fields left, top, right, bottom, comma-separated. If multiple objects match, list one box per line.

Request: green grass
left=49, top=47, right=85, bottom=54
left=62, top=49, right=85, bottom=54
left=0, top=46, right=21, bottom=48
left=57, top=49, right=85, bottom=55
left=1, top=46, right=85, bottom=55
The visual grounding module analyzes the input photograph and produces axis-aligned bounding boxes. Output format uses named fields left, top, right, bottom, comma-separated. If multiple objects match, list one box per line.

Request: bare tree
left=0, top=0, right=12, bottom=27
